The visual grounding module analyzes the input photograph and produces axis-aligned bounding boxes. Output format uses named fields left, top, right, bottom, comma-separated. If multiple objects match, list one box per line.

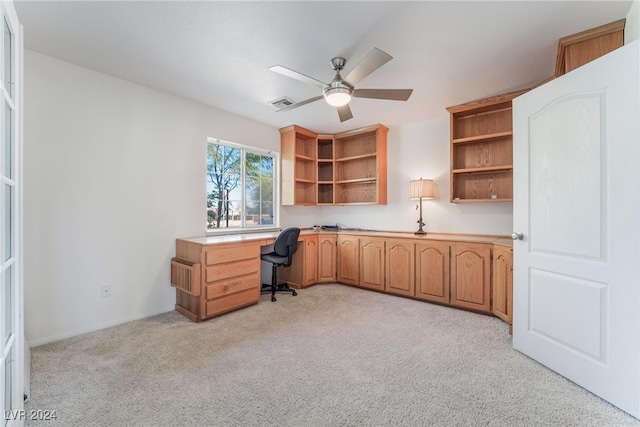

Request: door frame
left=1, top=0, right=23, bottom=424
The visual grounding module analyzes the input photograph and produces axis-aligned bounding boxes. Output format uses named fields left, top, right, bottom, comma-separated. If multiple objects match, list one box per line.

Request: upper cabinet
left=280, top=125, right=317, bottom=206
left=317, top=135, right=335, bottom=205
left=333, top=125, right=388, bottom=205
left=554, top=19, right=625, bottom=77
left=446, top=90, right=528, bottom=203
left=281, top=124, right=388, bottom=206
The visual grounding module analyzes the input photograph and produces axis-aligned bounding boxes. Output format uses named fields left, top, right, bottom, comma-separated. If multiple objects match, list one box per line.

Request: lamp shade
left=409, top=178, right=435, bottom=199
left=324, top=86, right=352, bottom=107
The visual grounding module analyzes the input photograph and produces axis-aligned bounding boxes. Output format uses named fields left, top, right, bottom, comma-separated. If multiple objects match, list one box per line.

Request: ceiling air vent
left=269, top=97, right=295, bottom=109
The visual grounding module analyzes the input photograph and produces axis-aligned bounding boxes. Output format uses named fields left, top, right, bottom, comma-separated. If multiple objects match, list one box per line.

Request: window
left=207, top=139, right=277, bottom=231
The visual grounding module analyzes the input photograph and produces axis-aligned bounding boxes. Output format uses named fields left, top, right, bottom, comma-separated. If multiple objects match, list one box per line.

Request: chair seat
left=261, top=252, right=288, bottom=265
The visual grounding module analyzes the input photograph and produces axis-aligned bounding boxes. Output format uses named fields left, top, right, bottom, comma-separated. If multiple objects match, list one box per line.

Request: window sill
left=206, top=227, right=281, bottom=237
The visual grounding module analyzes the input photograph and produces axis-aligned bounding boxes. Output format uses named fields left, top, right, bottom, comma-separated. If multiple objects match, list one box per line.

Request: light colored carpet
left=25, top=284, right=640, bottom=427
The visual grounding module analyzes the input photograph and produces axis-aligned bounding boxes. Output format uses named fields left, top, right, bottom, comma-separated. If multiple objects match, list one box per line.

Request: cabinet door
left=278, top=235, right=315, bottom=288
left=385, top=239, right=414, bottom=297
left=415, top=241, right=450, bottom=304
left=303, top=236, right=318, bottom=286
left=450, top=243, right=491, bottom=313
left=359, top=237, right=385, bottom=291
left=492, top=245, right=513, bottom=323
left=337, top=235, right=359, bottom=285
left=318, top=235, right=336, bottom=282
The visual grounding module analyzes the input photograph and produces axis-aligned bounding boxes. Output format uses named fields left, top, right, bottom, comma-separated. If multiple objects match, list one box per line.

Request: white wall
left=626, top=0, right=640, bottom=43
left=313, top=119, right=513, bottom=235
left=23, top=51, right=320, bottom=345
left=24, top=51, right=513, bottom=345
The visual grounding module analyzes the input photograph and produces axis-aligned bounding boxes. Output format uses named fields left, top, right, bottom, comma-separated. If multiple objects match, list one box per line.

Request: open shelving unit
left=317, top=136, right=335, bottom=205
left=446, top=90, right=528, bottom=203
left=280, top=124, right=388, bottom=206
left=280, top=125, right=317, bottom=205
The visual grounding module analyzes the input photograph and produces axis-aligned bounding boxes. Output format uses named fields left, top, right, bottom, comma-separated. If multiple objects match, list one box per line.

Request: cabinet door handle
left=511, top=232, right=524, bottom=241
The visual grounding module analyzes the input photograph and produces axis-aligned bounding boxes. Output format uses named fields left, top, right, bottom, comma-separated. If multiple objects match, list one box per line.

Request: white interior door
left=512, top=40, right=640, bottom=418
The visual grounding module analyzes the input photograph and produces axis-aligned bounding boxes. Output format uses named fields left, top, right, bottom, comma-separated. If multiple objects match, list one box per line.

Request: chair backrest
left=273, top=227, right=301, bottom=266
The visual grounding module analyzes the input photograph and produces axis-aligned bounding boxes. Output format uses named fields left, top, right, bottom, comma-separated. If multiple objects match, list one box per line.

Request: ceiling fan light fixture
left=270, top=48, right=411, bottom=121
left=323, top=86, right=353, bottom=107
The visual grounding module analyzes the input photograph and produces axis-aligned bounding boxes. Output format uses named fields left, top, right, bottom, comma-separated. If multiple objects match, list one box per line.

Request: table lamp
left=409, top=178, right=435, bottom=235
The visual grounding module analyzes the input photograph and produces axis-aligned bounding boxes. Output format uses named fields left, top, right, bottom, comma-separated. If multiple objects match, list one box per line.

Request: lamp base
left=415, top=215, right=426, bottom=235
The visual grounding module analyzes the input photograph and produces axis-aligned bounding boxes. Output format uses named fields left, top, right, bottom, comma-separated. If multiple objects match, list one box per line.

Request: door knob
left=511, top=232, right=524, bottom=241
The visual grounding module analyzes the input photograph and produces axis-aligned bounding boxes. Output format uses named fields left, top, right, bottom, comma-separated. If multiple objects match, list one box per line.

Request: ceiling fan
left=269, top=47, right=413, bottom=122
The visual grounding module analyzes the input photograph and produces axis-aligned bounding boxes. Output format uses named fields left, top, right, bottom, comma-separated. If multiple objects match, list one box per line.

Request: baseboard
left=27, top=305, right=175, bottom=348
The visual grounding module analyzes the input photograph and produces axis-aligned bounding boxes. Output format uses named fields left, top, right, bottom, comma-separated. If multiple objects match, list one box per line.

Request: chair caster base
left=261, top=282, right=297, bottom=302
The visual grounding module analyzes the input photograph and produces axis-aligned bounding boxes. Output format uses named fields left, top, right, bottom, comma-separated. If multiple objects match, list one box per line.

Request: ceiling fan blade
left=337, top=104, right=353, bottom=122
left=269, top=65, right=327, bottom=89
left=276, top=95, right=323, bottom=112
left=353, top=88, right=413, bottom=101
left=343, top=48, right=393, bottom=86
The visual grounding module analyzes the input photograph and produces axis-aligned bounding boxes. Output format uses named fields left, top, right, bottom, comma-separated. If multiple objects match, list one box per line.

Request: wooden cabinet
left=492, top=244, right=513, bottom=324
left=337, top=235, right=359, bottom=285
left=281, top=124, right=388, bottom=206
left=415, top=241, right=450, bottom=304
left=302, top=235, right=318, bottom=286
left=446, top=90, right=527, bottom=203
left=334, top=125, right=388, bottom=205
left=450, top=243, right=492, bottom=313
left=359, top=237, right=385, bottom=291
left=318, top=234, right=336, bottom=282
left=280, top=125, right=317, bottom=206
left=317, top=135, right=335, bottom=205
left=385, top=239, right=414, bottom=297
left=173, top=240, right=261, bottom=322
left=555, top=19, right=625, bottom=77
left=279, top=234, right=318, bottom=288
left=173, top=231, right=515, bottom=325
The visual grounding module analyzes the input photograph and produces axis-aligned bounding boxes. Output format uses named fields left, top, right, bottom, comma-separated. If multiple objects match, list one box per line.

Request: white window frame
left=206, top=138, right=279, bottom=235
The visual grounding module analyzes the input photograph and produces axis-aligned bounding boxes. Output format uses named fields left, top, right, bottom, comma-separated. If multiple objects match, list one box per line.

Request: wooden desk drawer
left=206, top=287, right=258, bottom=317
left=205, top=244, right=259, bottom=265
left=205, top=259, right=258, bottom=282
left=206, top=273, right=258, bottom=299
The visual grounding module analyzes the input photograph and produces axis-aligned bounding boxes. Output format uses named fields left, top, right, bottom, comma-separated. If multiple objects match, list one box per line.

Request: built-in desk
left=172, top=231, right=321, bottom=322
left=172, top=230, right=513, bottom=324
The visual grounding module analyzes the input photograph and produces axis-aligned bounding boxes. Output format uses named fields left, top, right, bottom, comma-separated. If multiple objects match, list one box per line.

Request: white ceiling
left=15, top=1, right=632, bottom=134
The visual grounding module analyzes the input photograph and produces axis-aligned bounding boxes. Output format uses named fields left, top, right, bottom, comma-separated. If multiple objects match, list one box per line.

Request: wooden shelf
left=334, top=153, right=377, bottom=162
left=446, top=90, right=526, bottom=203
left=335, top=178, right=378, bottom=184
left=295, top=154, right=316, bottom=162
left=295, top=178, right=316, bottom=183
left=281, top=125, right=318, bottom=205
left=452, top=198, right=513, bottom=203
left=452, top=165, right=513, bottom=174
left=555, top=19, right=625, bottom=77
left=452, top=131, right=513, bottom=145
left=281, top=124, right=388, bottom=206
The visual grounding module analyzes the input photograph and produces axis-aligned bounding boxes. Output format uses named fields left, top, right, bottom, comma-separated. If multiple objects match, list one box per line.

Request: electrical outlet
left=101, top=284, right=111, bottom=298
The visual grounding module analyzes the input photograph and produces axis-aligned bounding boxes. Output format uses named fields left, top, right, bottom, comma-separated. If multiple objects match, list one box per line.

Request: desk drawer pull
left=171, top=257, right=201, bottom=297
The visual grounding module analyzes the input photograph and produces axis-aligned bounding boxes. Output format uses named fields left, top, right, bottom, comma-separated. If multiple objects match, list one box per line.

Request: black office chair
left=261, top=227, right=301, bottom=302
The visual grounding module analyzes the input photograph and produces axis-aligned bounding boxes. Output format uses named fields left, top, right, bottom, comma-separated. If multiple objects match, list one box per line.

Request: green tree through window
left=207, top=140, right=277, bottom=230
